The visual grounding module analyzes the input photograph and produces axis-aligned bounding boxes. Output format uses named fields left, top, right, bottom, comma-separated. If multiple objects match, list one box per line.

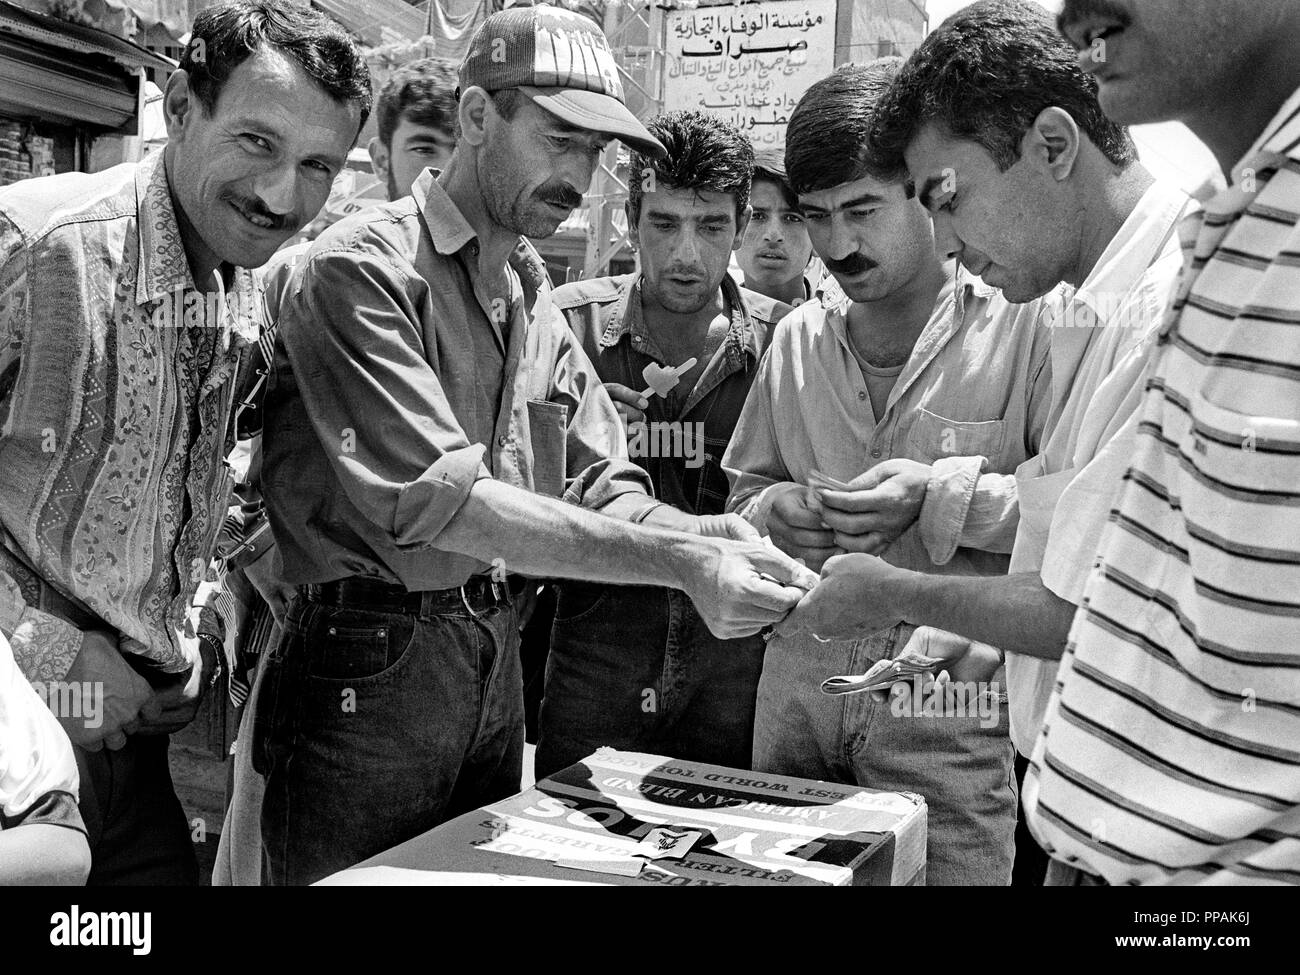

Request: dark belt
left=298, top=575, right=516, bottom=616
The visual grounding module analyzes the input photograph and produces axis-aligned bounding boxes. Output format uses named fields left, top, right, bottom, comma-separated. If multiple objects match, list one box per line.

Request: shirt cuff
left=391, top=443, right=490, bottom=550
left=919, top=456, right=985, bottom=566
left=735, top=483, right=784, bottom=536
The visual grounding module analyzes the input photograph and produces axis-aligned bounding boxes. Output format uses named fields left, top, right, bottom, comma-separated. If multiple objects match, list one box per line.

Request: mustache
left=663, top=263, right=706, bottom=279
left=1057, top=0, right=1131, bottom=39
left=536, top=184, right=584, bottom=210
left=225, top=193, right=289, bottom=231
left=824, top=253, right=876, bottom=276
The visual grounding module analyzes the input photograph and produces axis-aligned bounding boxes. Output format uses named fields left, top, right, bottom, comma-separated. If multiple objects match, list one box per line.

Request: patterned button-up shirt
left=0, top=151, right=261, bottom=681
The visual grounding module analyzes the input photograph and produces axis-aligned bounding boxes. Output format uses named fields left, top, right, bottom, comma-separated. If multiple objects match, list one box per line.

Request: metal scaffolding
left=582, top=0, right=666, bottom=278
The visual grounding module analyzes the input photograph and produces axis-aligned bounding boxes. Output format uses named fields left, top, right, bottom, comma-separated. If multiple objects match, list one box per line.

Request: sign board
left=663, top=0, right=839, bottom=150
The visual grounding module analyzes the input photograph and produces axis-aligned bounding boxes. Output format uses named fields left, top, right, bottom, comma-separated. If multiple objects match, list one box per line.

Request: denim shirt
left=554, top=272, right=786, bottom=515
left=263, top=170, right=654, bottom=591
left=0, top=151, right=260, bottom=680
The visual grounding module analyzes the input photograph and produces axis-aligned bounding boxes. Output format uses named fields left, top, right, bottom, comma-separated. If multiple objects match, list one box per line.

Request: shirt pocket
left=907, top=407, right=1007, bottom=464
left=527, top=399, right=568, bottom=498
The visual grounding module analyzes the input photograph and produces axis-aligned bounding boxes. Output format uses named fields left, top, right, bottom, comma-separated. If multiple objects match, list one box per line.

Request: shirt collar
left=133, top=150, right=194, bottom=307
left=1072, top=180, right=1192, bottom=320
left=133, top=151, right=263, bottom=348
left=413, top=169, right=477, bottom=256
left=599, top=271, right=763, bottom=365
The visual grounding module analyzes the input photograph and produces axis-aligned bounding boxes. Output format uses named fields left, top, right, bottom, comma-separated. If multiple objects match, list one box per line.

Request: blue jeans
left=536, top=582, right=765, bottom=780
left=254, top=592, right=524, bottom=886
left=754, top=625, right=1016, bottom=886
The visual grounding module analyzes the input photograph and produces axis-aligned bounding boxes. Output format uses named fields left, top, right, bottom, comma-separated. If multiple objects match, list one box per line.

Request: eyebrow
left=917, top=176, right=952, bottom=211
left=644, top=209, right=730, bottom=224
left=800, top=191, right=888, bottom=213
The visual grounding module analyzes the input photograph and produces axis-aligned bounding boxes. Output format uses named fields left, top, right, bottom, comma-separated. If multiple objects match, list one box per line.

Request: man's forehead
left=392, top=117, right=455, bottom=144
left=211, top=47, right=361, bottom=146
left=528, top=98, right=610, bottom=141
left=642, top=185, right=737, bottom=216
left=750, top=180, right=796, bottom=209
left=797, top=174, right=903, bottom=209
left=905, top=123, right=996, bottom=174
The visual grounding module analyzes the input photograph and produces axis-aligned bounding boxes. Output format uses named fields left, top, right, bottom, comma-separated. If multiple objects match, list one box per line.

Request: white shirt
left=1005, top=179, right=1193, bottom=755
left=0, top=631, right=79, bottom=822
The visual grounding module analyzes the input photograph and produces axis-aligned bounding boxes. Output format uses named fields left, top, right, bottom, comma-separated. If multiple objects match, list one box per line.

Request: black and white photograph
left=0, top=0, right=1291, bottom=951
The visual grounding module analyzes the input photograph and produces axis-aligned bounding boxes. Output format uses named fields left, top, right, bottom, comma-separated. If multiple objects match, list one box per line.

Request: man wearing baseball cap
left=256, top=3, right=815, bottom=885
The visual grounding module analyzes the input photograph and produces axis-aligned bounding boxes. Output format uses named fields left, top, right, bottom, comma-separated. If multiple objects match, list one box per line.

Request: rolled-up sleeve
left=1040, top=417, right=1137, bottom=606
left=280, top=249, right=489, bottom=551
left=919, top=458, right=1020, bottom=564
left=541, top=315, right=656, bottom=514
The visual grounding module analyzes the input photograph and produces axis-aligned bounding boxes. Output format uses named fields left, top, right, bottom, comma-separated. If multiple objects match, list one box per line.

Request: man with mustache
left=776, top=0, right=1192, bottom=883
left=0, top=0, right=371, bottom=883
left=211, top=57, right=464, bottom=887
left=257, top=6, right=815, bottom=885
left=734, top=149, right=821, bottom=307
left=535, top=111, right=791, bottom=778
left=722, top=59, right=1059, bottom=885
left=1014, top=0, right=1300, bottom=885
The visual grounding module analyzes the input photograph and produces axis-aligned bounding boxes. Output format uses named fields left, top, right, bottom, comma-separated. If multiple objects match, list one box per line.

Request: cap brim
left=517, top=86, right=666, bottom=159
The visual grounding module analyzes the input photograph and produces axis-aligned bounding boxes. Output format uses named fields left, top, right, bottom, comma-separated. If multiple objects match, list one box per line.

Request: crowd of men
left=1, top=0, right=1296, bottom=888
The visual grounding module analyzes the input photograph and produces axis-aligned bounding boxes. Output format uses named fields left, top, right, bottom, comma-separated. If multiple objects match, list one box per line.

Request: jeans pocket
left=552, top=580, right=609, bottom=624
left=304, top=609, right=416, bottom=684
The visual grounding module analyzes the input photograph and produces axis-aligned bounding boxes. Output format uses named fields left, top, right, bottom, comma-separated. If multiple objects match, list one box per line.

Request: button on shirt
left=262, top=170, right=654, bottom=591
left=1025, top=88, right=1300, bottom=885
left=554, top=271, right=786, bottom=516
left=0, top=151, right=260, bottom=681
left=724, top=267, right=1056, bottom=582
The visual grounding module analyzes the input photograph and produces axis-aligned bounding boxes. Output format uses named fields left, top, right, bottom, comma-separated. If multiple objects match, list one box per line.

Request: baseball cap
left=459, top=4, right=666, bottom=158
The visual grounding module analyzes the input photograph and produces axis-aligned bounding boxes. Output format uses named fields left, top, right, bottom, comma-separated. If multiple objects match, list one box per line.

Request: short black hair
left=869, top=0, right=1136, bottom=177
left=376, top=58, right=458, bottom=148
left=785, top=59, right=905, bottom=196
left=628, top=110, right=754, bottom=225
left=180, top=0, right=372, bottom=135
left=751, top=147, right=799, bottom=210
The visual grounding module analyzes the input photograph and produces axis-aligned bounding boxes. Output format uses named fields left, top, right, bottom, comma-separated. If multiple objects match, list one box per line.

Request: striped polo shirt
left=1023, top=87, right=1300, bottom=885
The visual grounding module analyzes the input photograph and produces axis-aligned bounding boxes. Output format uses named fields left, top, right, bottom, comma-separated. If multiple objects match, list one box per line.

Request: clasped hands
left=677, top=460, right=931, bottom=641
left=762, top=460, right=931, bottom=641
left=58, top=625, right=219, bottom=752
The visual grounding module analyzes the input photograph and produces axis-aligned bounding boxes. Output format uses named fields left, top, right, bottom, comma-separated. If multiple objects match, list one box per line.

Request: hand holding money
left=772, top=551, right=909, bottom=641
left=821, top=626, right=978, bottom=700
left=814, top=459, right=932, bottom=555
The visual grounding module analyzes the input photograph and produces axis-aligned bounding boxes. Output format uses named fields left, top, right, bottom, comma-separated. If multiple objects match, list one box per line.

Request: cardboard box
left=318, top=749, right=927, bottom=886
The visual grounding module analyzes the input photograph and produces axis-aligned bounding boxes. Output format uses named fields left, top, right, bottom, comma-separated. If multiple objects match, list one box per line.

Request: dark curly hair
left=868, top=0, right=1135, bottom=178
left=784, top=59, right=906, bottom=196
left=180, top=0, right=372, bottom=137
left=376, top=58, right=458, bottom=148
left=628, top=110, right=754, bottom=225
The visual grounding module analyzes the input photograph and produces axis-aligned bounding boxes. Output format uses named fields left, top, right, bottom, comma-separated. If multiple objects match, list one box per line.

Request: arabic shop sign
left=663, top=0, right=837, bottom=149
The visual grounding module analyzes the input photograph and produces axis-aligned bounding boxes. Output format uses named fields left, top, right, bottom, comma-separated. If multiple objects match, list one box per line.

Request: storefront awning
left=0, top=1, right=173, bottom=72
left=0, top=1, right=169, bottom=130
